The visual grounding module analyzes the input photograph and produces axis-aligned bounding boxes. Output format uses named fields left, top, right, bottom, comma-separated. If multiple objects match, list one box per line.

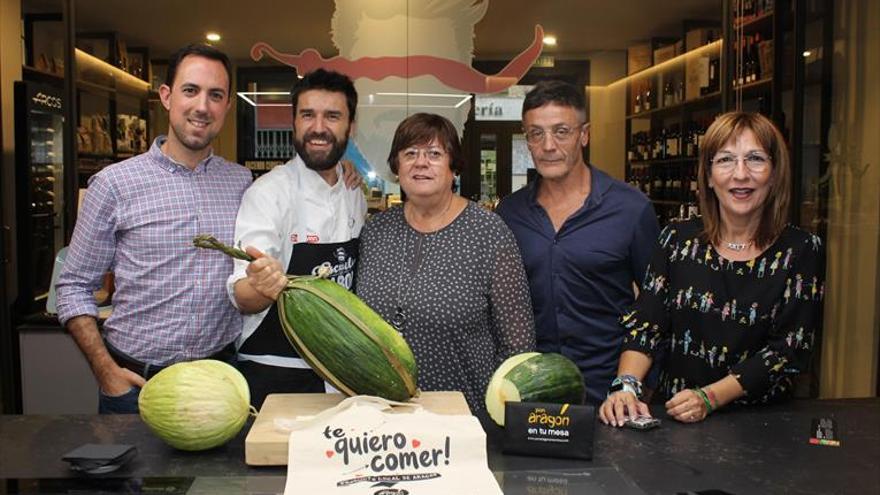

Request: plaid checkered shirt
left=56, top=137, right=252, bottom=365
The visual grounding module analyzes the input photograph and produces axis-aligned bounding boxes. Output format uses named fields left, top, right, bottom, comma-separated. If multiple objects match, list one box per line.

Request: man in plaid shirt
left=56, top=44, right=252, bottom=414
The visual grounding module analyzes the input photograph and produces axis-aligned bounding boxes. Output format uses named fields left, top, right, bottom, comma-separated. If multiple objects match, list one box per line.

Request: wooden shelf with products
left=624, top=24, right=723, bottom=225
left=74, top=48, right=152, bottom=184
left=733, top=77, right=773, bottom=92
left=727, top=0, right=778, bottom=108
left=627, top=91, right=721, bottom=120
left=21, top=14, right=156, bottom=218
left=734, top=10, right=774, bottom=30
left=630, top=157, right=699, bottom=166
left=77, top=31, right=151, bottom=83
left=22, top=65, right=64, bottom=83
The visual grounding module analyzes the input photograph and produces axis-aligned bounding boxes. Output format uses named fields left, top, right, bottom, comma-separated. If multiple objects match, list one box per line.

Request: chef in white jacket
left=227, top=69, right=366, bottom=408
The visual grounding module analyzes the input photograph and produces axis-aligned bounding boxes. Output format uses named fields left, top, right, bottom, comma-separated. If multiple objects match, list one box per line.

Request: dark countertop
left=2, top=398, right=878, bottom=494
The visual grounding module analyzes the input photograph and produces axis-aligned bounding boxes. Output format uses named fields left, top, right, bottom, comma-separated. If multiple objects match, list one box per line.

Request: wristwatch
left=608, top=374, right=643, bottom=399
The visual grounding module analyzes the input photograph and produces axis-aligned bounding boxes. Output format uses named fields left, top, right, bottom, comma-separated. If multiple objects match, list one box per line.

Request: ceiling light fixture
left=543, top=35, right=557, bottom=46
left=374, top=92, right=473, bottom=108
left=237, top=91, right=473, bottom=109
left=236, top=91, right=290, bottom=107
left=206, top=32, right=221, bottom=42
left=802, top=50, right=812, bottom=57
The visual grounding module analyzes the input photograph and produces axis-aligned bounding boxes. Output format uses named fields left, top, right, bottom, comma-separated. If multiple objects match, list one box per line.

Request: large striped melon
left=278, top=276, right=419, bottom=402
left=192, top=235, right=419, bottom=402
left=485, top=352, right=585, bottom=426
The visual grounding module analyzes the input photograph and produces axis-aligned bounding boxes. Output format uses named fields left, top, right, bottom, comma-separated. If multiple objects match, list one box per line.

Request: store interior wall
left=1, top=0, right=21, bottom=305
left=821, top=0, right=880, bottom=398
left=0, top=0, right=22, bottom=413
left=211, top=68, right=236, bottom=163
left=586, top=50, right=627, bottom=181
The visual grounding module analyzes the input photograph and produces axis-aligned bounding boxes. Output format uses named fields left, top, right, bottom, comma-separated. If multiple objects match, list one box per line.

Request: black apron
left=238, top=238, right=359, bottom=407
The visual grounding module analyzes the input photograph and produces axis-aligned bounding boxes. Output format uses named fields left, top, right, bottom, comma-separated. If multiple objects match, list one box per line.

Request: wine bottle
left=752, top=33, right=762, bottom=82
left=666, top=125, right=678, bottom=158
left=653, top=170, right=663, bottom=199
left=638, top=132, right=647, bottom=161
left=672, top=168, right=682, bottom=201
left=710, top=57, right=721, bottom=92
left=685, top=123, right=696, bottom=157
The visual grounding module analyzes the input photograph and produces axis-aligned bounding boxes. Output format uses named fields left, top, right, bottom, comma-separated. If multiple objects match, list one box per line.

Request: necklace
left=391, top=197, right=457, bottom=330
left=404, top=195, right=455, bottom=233
left=725, top=240, right=752, bottom=251
left=391, top=225, right=434, bottom=332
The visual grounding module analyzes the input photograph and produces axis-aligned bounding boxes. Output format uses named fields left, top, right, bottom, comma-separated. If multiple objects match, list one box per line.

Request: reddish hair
left=697, top=111, right=791, bottom=249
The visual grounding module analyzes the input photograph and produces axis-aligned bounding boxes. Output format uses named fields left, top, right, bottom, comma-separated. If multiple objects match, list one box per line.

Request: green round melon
left=138, top=359, right=251, bottom=451
left=485, top=352, right=585, bottom=426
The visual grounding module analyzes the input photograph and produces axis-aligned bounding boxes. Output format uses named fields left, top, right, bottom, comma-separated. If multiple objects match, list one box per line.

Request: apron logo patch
left=311, top=248, right=356, bottom=290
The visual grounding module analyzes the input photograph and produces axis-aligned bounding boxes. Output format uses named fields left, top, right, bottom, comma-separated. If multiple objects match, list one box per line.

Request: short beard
left=169, top=121, right=214, bottom=152
left=293, top=131, right=348, bottom=172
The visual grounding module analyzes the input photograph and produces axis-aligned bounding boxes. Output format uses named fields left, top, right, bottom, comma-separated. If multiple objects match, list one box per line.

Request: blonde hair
left=697, top=111, right=791, bottom=249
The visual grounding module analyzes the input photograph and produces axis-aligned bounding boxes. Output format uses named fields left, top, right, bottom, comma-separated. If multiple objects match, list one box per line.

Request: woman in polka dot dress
left=357, top=113, right=536, bottom=411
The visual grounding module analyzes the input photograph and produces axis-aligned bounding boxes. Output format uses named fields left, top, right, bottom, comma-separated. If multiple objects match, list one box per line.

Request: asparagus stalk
left=192, top=234, right=333, bottom=281
left=192, top=235, right=254, bottom=262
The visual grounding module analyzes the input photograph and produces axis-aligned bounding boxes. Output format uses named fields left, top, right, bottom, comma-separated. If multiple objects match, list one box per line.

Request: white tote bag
left=280, top=396, right=502, bottom=495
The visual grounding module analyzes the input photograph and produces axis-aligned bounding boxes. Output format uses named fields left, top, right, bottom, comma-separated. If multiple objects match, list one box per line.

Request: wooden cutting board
left=244, top=391, right=471, bottom=466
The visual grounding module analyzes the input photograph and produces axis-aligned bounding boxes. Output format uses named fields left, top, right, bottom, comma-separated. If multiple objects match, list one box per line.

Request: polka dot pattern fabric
left=357, top=202, right=536, bottom=411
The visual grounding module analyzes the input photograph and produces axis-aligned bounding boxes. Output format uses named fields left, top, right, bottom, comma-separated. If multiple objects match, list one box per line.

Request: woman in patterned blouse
left=599, top=112, right=825, bottom=426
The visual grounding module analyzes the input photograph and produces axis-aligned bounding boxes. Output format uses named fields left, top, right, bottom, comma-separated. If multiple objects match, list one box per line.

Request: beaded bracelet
left=693, top=387, right=714, bottom=414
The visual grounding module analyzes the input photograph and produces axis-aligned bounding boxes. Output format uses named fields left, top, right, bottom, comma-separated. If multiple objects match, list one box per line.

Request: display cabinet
left=14, top=81, right=66, bottom=316
left=17, top=19, right=153, bottom=318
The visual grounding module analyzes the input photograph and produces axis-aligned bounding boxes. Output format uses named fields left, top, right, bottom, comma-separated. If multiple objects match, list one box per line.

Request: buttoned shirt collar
left=150, top=136, right=215, bottom=174
left=526, top=163, right=614, bottom=211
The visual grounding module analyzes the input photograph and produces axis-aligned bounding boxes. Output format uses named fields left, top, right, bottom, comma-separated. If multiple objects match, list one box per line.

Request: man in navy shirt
left=496, top=80, right=660, bottom=403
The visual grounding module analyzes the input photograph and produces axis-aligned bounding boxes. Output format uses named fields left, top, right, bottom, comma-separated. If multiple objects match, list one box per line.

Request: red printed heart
left=325, top=450, right=334, bottom=458
left=412, top=439, right=421, bottom=448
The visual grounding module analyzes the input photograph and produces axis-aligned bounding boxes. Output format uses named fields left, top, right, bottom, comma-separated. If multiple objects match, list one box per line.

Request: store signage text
left=474, top=96, right=524, bottom=121
left=32, top=92, right=62, bottom=110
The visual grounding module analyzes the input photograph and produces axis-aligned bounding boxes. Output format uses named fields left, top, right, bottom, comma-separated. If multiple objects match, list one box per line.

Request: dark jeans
left=98, top=386, right=141, bottom=414
left=98, top=341, right=237, bottom=414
